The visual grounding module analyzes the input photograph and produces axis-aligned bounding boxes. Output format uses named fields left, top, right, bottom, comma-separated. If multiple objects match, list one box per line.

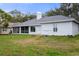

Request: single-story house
left=1, top=12, right=79, bottom=36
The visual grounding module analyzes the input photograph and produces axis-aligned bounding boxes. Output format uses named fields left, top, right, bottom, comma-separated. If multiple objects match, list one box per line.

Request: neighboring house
left=0, top=23, right=12, bottom=34
left=2, top=12, right=79, bottom=36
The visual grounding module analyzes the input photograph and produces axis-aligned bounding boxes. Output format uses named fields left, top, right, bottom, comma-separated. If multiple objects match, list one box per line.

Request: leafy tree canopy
left=0, top=9, right=12, bottom=28
left=46, top=3, right=79, bottom=21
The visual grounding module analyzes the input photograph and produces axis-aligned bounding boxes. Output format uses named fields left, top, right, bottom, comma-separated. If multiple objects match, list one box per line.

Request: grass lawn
left=0, top=34, right=79, bottom=56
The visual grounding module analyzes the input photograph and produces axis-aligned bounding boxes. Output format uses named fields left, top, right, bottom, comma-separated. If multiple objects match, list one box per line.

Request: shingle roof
left=37, top=15, right=75, bottom=23
left=11, top=15, right=79, bottom=27
left=8, top=23, right=21, bottom=27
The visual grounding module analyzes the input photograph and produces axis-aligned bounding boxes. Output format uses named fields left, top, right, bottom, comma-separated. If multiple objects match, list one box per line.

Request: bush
left=67, top=35, right=74, bottom=38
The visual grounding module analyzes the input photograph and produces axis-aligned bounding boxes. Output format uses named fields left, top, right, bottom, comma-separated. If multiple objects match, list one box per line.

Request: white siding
left=12, top=21, right=79, bottom=36
left=41, top=24, right=53, bottom=35
left=72, top=22, right=79, bottom=35
left=1, top=28, right=11, bottom=34
left=29, top=26, right=41, bottom=35
left=41, top=22, right=73, bottom=35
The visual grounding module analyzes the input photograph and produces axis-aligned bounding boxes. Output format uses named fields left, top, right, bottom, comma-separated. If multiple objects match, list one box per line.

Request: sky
left=0, top=3, right=60, bottom=14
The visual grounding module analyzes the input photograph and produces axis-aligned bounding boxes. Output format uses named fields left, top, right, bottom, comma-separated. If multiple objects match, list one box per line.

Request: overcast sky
left=0, top=3, right=60, bottom=14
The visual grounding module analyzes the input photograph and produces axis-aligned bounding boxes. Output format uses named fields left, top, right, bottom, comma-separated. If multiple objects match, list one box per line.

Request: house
left=0, top=23, right=13, bottom=34
left=2, top=12, right=79, bottom=36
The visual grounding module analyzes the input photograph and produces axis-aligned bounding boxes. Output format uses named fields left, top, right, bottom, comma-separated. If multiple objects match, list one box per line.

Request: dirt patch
left=12, top=35, right=42, bottom=46
left=12, top=35, right=79, bottom=51
left=36, top=41, right=73, bottom=49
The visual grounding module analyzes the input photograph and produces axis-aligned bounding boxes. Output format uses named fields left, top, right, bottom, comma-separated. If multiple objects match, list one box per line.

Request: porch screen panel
left=21, top=27, right=28, bottom=33
left=13, top=27, right=19, bottom=33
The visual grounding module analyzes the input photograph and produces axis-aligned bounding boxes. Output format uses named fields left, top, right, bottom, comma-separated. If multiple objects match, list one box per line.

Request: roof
left=8, top=23, right=21, bottom=27
left=11, top=15, right=79, bottom=27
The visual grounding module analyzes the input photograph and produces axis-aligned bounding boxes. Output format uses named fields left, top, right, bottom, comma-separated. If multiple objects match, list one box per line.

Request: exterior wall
left=41, top=24, right=53, bottom=35
left=29, top=25, right=41, bottom=35
left=72, top=22, right=79, bottom=35
left=12, top=27, right=19, bottom=34
left=41, top=22, right=73, bottom=35
left=12, top=26, right=41, bottom=35
left=11, top=21, right=79, bottom=36
left=1, top=28, right=12, bottom=34
left=12, top=27, right=29, bottom=34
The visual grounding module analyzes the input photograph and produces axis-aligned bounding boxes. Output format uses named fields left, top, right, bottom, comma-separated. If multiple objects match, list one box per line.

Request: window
left=53, top=24, right=58, bottom=32
left=21, top=26, right=29, bottom=33
left=30, top=26, right=35, bottom=32
left=3, top=28, right=7, bottom=31
left=21, top=27, right=24, bottom=33
left=13, top=27, right=19, bottom=33
left=53, top=27, right=57, bottom=32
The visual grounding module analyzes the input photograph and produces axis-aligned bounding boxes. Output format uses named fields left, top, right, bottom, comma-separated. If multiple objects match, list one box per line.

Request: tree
left=28, top=15, right=36, bottom=20
left=46, top=8, right=61, bottom=16
left=9, top=9, right=36, bottom=22
left=0, top=9, right=12, bottom=28
left=60, top=3, right=79, bottom=20
left=9, top=9, right=25, bottom=23
left=46, top=3, right=79, bottom=21
left=22, top=14, right=36, bottom=22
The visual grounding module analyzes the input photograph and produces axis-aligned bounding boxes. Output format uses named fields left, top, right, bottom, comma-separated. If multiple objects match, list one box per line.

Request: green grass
left=0, top=34, right=79, bottom=55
